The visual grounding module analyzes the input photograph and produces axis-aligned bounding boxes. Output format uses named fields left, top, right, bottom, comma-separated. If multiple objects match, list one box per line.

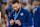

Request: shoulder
left=10, top=11, right=15, bottom=15
left=37, top=6, right=40, bottom=9
left=21, top=7, right=30, bottom=13
left=22, top=9, right=31, bottom=15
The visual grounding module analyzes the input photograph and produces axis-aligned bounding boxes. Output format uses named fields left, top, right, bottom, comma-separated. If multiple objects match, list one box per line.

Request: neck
left=16, top=9, right=19, bottom=13
left=16, top=7, right=20, bottom=13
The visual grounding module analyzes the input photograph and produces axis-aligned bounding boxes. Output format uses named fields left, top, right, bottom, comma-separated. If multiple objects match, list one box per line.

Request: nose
left=15, top=6, right=17, bottom=8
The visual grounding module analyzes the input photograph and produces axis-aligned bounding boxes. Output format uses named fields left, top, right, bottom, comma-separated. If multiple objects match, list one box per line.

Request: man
left=9, top=0, right=32, bottom=27
left=34, top=6, right=40, bottom=27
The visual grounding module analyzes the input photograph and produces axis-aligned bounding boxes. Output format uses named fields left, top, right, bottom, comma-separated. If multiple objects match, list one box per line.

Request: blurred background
left=0, top=0, right=40, bottom=27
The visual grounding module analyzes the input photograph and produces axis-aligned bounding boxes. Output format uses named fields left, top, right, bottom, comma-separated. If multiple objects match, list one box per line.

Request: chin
left=15, top=9, right=18, bottom=10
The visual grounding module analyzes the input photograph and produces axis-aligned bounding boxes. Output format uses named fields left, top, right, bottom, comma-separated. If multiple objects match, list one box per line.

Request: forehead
left=2, top=4, right=5, bottom=6
left=2, top=4, right=5, bottom=5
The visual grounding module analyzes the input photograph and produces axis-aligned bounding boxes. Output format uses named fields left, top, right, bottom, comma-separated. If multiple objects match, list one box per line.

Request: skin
left=15, top=20, right=21, bottom=26
left=10, top=3, right=21, bottom=26
left=1, top=4, right=5, bottom=9
left=10, top=19, right=14, bottom=25
left=12, top=3, right=20, bottom=12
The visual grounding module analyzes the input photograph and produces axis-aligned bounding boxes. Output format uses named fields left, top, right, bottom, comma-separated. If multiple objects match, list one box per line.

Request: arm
left=9, top=12, right=13, bottom=22
left=34, top=11, right=38, bottom=27
left=23, top=12, right=32, bottom=27
left=9, top=12, right=13, bottom=27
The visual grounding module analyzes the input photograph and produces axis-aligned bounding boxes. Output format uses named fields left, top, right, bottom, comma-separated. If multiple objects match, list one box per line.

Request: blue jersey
left=7, top=5, right=12, bottom=12
left=34, top=6, right=40, bottom=27
left=9, top=7, right=32, bottom=27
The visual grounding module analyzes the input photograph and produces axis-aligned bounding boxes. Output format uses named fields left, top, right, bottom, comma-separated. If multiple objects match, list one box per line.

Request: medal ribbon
left=14, top=7, right=21, bottom=21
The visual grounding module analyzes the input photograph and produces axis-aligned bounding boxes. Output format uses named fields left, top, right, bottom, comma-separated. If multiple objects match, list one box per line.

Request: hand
left=10, top=19, right=14, bottom=25
left=15, top=20, right=21, bottom=26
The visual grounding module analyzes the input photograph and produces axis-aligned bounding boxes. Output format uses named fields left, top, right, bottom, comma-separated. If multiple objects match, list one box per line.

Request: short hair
left=1, top=2, right=6, bottom=5
left=12, top=0, right=19, bottom=4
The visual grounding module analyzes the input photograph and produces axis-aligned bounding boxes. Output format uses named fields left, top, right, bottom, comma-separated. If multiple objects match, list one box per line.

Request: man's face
left=1, top=4, right=5, bottom=8
left=12, top=3, right=20, bottom=10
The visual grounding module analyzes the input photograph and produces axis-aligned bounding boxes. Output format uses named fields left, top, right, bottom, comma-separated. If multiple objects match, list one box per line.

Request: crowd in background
left=0, top=0, right=40, bottom=27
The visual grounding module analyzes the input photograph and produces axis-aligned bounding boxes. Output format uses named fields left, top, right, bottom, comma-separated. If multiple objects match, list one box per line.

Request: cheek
left=12, top=5, right=14, bottom=7
left=2, top=5, right=4, bottom=7
left=12, top=4, right=15, bottom=7
left=17, top=5, right=20, bottom=8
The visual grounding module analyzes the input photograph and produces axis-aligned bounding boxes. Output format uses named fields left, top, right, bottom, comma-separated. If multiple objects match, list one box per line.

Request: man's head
left=1, top=2, right=6, bottom=8
left=12, top=0, right=20, bottom=11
